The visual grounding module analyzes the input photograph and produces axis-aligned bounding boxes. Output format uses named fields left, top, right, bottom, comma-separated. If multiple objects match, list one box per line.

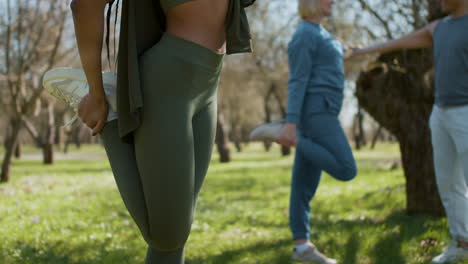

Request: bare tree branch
left=22, top=116, right=42, bottom=147
left=22, top=8, right=67, bottom=114
left=357, top=0, right=393, bottom=39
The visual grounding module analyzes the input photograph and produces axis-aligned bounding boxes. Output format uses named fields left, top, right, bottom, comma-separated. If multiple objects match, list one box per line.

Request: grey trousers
left=430, top=104, right=468, bottom=243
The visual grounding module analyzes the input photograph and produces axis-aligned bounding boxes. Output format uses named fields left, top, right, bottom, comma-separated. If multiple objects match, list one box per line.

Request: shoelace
left=63, top=105, right=80, bottom=128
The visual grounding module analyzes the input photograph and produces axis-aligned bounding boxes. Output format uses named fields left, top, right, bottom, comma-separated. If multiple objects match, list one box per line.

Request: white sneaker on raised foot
left=292, top=244, right=337, bottom=264
left=42, top=68, right=117, bottom=126
left=249, top=120, right=285, bottom=141
left=431, top=244, right=468, bottom=264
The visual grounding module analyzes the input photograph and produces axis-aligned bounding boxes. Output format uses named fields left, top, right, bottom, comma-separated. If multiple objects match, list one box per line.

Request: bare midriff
left=164, top=0, right=229, bottom=54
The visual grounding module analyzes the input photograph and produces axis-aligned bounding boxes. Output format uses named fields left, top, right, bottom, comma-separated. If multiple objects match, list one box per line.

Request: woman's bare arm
left=71, top=0, right=109, bottom=99
left=71, top=0, right=111, bottom=135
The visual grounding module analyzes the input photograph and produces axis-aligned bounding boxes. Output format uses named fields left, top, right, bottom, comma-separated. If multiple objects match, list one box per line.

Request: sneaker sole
left=43, top=67, right=117, bottom=111
left=249, top=122, right=285, bottom=141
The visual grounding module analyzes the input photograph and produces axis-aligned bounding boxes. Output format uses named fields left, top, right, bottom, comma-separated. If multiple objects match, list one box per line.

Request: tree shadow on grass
left=307, top=209, right=440, bottom=264
left=340, top=210, right=440, bottom=264
left=369, top=231, right=406, bottom=264
left=343, top=233, right=360, bottom=264
left=3, top=210, right=443, bottom=264
left=186, top=239, right=292, bottom=264
left=2, top=240, right=142, bottom=264
left=367, top=210, right=443, bottom=264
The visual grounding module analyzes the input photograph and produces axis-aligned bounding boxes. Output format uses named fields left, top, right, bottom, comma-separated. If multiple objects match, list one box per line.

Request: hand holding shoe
left=78, top=93, right=108, bottom=136
left=278, top=123, right=297, bottom=147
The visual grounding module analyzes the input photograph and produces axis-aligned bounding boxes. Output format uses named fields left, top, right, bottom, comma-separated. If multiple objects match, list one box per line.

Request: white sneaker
left=43, top=68, right=117, bottom=126
left=292, top=244, right=337, bottom=264
left=431, top=244, right=468, bottom=264
left=249, top=121, right=285, bottom=141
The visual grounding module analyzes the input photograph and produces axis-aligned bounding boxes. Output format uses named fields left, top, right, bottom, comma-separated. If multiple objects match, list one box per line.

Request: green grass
left=0, top=143, right=464, bottom=264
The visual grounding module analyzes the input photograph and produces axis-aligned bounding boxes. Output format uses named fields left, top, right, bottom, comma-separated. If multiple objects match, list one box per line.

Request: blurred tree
left=0, top=0, right=70, bottom=181
left=219, top=0, right=293, bottom=156
left=354, top=0, right=446, bottom=215
left=216, top=110, right=231, bottom=163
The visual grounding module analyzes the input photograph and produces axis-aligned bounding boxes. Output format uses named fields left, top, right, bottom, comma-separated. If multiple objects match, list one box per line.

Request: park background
left=0, top=0, right=463, bottom=263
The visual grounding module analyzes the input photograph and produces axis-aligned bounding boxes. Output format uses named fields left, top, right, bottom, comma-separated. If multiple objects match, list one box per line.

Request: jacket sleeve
left=285, top=31, right=316, bottom=124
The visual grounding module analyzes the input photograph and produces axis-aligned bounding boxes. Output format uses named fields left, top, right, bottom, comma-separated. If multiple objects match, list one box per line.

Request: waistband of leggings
left=160, top=33, right=225, bottom=70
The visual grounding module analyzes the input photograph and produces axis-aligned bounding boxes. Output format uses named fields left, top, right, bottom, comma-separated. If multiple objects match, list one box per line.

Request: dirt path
left=15, top=152, right=107, bottom=161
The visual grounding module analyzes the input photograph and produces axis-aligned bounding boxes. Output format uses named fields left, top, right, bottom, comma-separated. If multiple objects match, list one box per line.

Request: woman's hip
left=138, top=33, right=224, bottom=99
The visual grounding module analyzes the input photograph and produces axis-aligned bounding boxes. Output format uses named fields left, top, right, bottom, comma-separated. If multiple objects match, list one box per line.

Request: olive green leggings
left=100, top=34, right=224, bottom=264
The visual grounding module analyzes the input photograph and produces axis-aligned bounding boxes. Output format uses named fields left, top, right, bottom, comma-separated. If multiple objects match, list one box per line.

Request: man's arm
left=348, top=20, right=440, bottom=58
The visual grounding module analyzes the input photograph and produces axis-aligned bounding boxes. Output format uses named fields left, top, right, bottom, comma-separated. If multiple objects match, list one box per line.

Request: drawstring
left=106, top=0, right=120, bottom=71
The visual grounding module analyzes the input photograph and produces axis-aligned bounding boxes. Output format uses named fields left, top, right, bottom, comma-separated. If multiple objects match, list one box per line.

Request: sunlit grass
left=0, top=143, right=461, bottom=264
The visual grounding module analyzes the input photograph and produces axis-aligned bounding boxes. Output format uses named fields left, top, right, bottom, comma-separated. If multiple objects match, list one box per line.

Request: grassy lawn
left=0, top=143, right=463, bottom=264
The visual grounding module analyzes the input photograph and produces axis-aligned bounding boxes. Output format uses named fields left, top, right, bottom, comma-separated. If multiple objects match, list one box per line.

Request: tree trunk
left=273, top=83, right=291, bottom=156
left=1, top=119, right=22, bottom=182
left=263, top=85, right=274, bottom=152
left=281, top=145, right=291, bottom=156
left=234, top=141, right=242, bottom=152
left=427, top=0, right=446, bottom=21
left=14, top=141, right=21, bottom=159
left=233, top=125, right=244, bottom=152
left=370, top=125, right=383, bottom=150
left=216, top=111, right=231, bottom=163
left=55, top=126, right=62, bottom=146
left=232, top=127, right=243, bottom=153
left=42, top=102, right=55, bottom=164
left=263, top=141, right=272, bottom=152
left=357, top=107, right=366, bottom=146
left=399, top=128, right=442, bottom=215
left=356, top=47, right=444, bottom=216
left=353, top=106, right=367, bottom=150
left=64, top=125, right=79, bottom=154
left=23, top=118, right=43, bottom=148
left=54, top=110, right=67, bottom=146
left=74, top=125, right=83, bottom=149
left=64, top=135, right=71, bottom=154
left=42, top=144, right=54, bottom=165
left=353, top=116, right=362, bottom=150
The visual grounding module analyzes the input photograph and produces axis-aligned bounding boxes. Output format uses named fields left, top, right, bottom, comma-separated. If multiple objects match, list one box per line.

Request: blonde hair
left=298, top=0, right=322, bottom=19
